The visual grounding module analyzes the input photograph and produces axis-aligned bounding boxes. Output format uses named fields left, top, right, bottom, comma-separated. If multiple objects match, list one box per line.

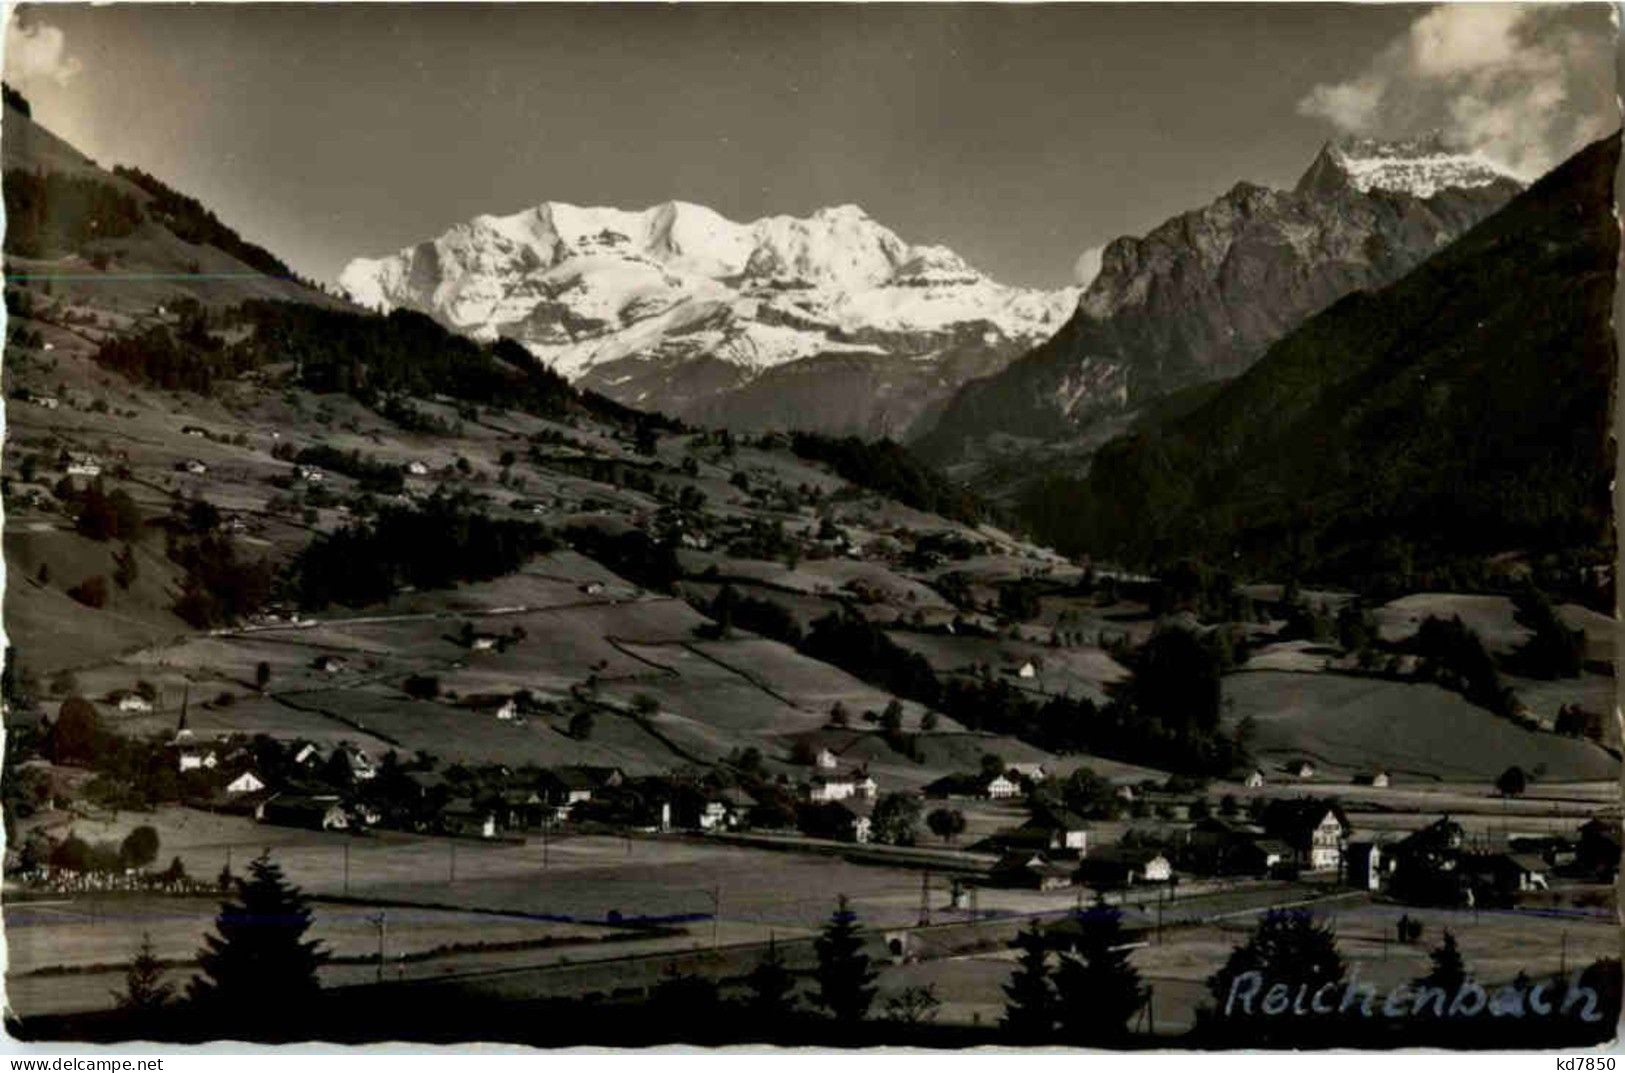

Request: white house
left=33, top=395, right=59, bottom=410
left=493, top=698, right=518, bottom=721
left=65, top=453, right=101, bottom=476
left=313, top=655, right=348, bottom=674
left=294, top=465, right=326, bottom=483
left=1288, top=760, right=1317, bottom=779
left=225, top=771, right=266, bottom=795
left=1244, top=769, right=1267, bottom=788
left=470, top=635, right=499, bottom=651
left=1353, top=770, right=1391, bottom=788
left=406, top=460, right=430, bottom=476
left=815, top=748, right=840, bottom=770
left=986, top=773, right=1021, bottom=800
left=178, top=748, right=218, bottom=773
left=293, top=742, right=323, bottom=767
left=808, top=773, right=859, bottom=803
left=343, top=747, right=378, bottom=781
left=1016, top=661, right=1037, bottom=680
left=854, top=771, right=879, bottom=799
left=183, top=459, right=208, bottom=475
left=1009, top=762, right=1047, bottom=783
left=117, top=694, right=153, bottom=713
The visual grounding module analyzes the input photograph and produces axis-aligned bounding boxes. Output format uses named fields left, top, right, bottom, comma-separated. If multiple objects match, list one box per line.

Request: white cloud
left=5, top=16, right=82, bottom=87
left=1073, top=244, right=1105, bottom=288
left=1296, top=3, right=1617, bottom=179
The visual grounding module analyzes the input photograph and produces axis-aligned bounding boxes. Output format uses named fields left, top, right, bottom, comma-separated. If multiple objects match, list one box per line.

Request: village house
left=312, top=654, right=348, bottom=674
left=440, top=798, right=498, bottom=839
left=1462, top=851, right=1550, bottom=896
left=1345, top=840, right=1386, bottom=891
left=834, top=801, right=872, bottom=843
left=257, top=793, right=348, bottom=831
left=338, top=746, right=378, bottom=781
left=992, top=851, right=1075, bottom=891
left=32, top=395, right=59, bottom=410
left=406, top=460, right=430, bottom=476
left=177, top=746, right=219, bottom=773
left=808, top=772, right=859, bottom=803
left=1243, top=769, right=1267, bottom=789
left=815, top=747, right=840, bottom=770
left=116, top=693, right=153, bottom=713
left=1260, top=799, right=1348, bottom=873
left=1009, top=762, right=1047, bottom=784
left=986, top=772, right=1021, bottom=800
left=469, top=634, right=501, bottom=651
left=294, top=465, right=326, bottom=483
left=1352, top=770, right=1391, bottom=788
left=1287, top=760, right=1317, bottom=780
left=182, top=459, right=208, bottom=475
left=181, top=425, right=209, bottom=437
left=1020, top=807, right=1090, bottom=855
left=64, top=454, right=101, bottom=477
left=225, top=770, right=266, bottom=795
left=1076, top=846, right=1173, bottom=888
left=293, top=742, right=324, bottom=767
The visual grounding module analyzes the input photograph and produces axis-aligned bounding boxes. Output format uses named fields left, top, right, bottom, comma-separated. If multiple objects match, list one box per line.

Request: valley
left=1, top=47, right=1618, bottom=1051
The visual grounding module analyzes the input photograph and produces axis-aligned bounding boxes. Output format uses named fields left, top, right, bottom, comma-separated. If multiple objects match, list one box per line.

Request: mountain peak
left=1296, top=133, right=1521, bottom=199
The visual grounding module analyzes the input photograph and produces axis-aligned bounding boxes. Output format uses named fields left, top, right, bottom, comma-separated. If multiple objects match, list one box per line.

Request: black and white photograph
left=0, top=0, right=1619, bottom=1052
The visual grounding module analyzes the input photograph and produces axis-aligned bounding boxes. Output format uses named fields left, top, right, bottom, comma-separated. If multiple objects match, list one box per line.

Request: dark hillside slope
left=1026, top=133, right=1619, bottom=585
left=1, top=91, right=334, bottom=311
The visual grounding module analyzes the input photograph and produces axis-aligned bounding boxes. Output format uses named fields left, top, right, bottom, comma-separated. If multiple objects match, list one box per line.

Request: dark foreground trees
left=813, top=895, right=878, bottom=1026
left=188, top=852, right=328, bottom=1036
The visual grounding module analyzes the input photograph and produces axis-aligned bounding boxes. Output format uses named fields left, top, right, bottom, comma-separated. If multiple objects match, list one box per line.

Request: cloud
left=1296, top=3, right=1617, bottom=179
left=1073, top=245, right=1105, bottom=288
left=5, top=16, right=82, bottom=87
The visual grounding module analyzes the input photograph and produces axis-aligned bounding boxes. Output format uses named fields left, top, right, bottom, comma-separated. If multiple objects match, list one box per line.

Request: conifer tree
left=113, top=932, right=173, bottom=1013
left=1414, top=929, right=1469, bottom=999
left=189, top=851, right=328, bottom=1034
left=1054, top=906, right=1147, bottom=1045
left=1001, top=921, right=1058, bottom=1042
left=813, top=894, right=877, bottom=1027
left=744, top=936, right=798, bottom=1025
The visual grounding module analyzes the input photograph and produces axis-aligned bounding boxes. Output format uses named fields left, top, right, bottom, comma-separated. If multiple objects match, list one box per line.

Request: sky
left=4, top=3, right=1617, bottom=290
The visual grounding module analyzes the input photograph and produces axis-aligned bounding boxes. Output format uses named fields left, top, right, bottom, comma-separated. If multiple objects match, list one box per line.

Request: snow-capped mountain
left=339, top=202, right=1076, bottom=436
left=915, top=136, right=1524, bottom=466
left=1296, top=133, right=1520, bottom=198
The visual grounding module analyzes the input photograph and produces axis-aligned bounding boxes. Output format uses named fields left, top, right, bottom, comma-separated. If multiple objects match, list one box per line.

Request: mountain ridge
left=915, top=137, right=1523, bottom=462
left=338, top=198, right=1078, bottom=438
left=1021, top=131, right=1619, bottom=586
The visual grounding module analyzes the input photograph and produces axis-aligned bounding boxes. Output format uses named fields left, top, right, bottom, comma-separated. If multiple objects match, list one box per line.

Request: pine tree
left=1001, top=921, right=1058, bottom=1042
left=813, top=894, right=877, bottom=1028
left=1414, top=929, right=1469, bottom=999
left=1204, top=908, right=1346, bottom=1045
left=113, top=932, right=173, bottom=1012
left=1054, top=906, right=1147, bottom=1045
left=188, top=851, right=328, bottom=1034
left=744, top=937, right=798, bottom=1025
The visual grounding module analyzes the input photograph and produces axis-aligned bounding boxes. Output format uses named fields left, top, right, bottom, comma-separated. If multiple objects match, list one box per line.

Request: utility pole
left=708, top=883, right=721, bottom=952
left=918, top=871, right=931, bottom=926
left=370, top=911, right=387, bottom=985
left=449, top=840, right=456, bottom=883
left=343, top=842, right=350, bottom=897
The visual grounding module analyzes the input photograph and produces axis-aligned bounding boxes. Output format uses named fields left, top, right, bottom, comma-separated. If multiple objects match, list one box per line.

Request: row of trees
left=294, top=492, right=557, bottom=609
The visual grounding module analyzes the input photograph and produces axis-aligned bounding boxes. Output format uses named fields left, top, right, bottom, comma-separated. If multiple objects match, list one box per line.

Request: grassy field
left=874, top=890, right=1619, bottom=1034
left=1222, top=671, right=1617, bottom=782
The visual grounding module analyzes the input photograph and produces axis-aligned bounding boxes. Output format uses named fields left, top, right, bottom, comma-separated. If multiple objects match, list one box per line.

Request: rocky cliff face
left=915, top=137, right=1522, bottom=459
left=339, top=202, right=1076, bottom=437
